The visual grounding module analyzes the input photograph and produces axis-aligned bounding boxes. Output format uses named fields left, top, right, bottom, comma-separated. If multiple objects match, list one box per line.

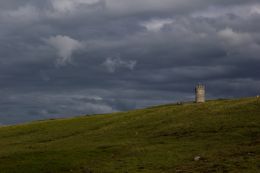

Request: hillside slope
left=0, top=98, right=259, bottom=173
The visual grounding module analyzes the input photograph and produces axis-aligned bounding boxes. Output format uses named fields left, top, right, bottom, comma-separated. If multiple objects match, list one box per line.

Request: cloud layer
left=103, top=56, right=137, bottom=73
left=45, top=35, right=83, bottom=66
left=0, top=0, right=260, bottom=124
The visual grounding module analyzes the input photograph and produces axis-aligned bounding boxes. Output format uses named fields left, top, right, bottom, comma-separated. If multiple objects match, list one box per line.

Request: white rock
left=194, top=156, right=201, bottom=161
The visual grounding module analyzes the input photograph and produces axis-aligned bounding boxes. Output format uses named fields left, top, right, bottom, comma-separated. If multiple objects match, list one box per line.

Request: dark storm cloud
left=0, top=0, right=260, bottom=124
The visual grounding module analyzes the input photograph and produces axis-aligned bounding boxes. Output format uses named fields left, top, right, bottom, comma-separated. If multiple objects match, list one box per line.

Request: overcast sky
left=0, top=0, right=260, bottom=124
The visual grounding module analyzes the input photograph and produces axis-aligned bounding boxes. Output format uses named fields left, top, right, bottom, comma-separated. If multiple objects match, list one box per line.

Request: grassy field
left=0, top=97, right=259, bottom=173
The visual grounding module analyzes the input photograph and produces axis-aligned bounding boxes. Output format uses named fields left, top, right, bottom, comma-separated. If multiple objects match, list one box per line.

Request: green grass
left=0, top=97, right=260, bottom=173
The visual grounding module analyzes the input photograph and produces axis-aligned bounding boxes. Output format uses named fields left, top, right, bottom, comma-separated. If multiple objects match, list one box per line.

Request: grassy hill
left=0, top=98, right=259, bottom=173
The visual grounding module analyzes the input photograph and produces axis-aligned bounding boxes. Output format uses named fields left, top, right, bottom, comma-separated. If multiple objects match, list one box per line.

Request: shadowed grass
left=0, top=97, right=259, bottom=173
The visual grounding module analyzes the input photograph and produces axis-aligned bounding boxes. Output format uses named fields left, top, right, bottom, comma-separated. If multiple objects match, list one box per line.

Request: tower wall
left=195, top=84, right=205, bottom=103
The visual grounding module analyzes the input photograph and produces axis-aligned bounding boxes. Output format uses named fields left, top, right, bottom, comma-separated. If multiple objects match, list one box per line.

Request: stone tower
left=195, top=84, right=205, bottom=103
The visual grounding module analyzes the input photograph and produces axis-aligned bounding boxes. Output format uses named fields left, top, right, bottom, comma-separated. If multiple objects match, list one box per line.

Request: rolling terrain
left=0, top=98, right=259, bottom=173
